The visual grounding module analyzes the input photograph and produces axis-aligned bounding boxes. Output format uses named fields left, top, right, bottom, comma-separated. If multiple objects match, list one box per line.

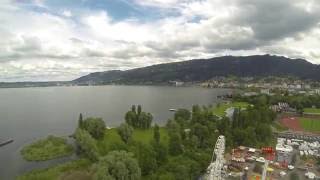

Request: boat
left=0, top=139, right=14, bottom=147
left=169, top=108, right=177, bottom=112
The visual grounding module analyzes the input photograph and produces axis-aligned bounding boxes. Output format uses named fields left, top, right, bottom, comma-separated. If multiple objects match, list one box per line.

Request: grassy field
left=21, top=136, right=74, bottom=161
left=212, top=102, right=249, bottom=117
left=299, top=117, right=320, bottom=132
left=16, top=159, right=92, bottom=180
left=97, top=127, right=169, bottom=156
left=304, top=108, right=320, bottom=114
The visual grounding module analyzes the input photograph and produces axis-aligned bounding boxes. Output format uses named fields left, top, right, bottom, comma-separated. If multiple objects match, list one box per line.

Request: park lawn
left=299, top=117, right=320, bottom=132
left=212, top=101, right=249, bottom=117
left=96, top=128, right=124, bottom=155
left=97, top=127, right=169, bottom=156
left=16, top=159, right=92, bottom=180
left=304, top=108, right=320, bottom=114
left=132, top=128, right=169, bottom=145
left=21, top=135, right=74, bottom=161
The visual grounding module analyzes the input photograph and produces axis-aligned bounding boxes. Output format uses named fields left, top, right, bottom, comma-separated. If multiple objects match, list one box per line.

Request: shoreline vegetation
left=21, top=135, right=74, bottom=161
left=17, top=100, right=277, bottom=180
left=17, top=159, right=91, bottom=180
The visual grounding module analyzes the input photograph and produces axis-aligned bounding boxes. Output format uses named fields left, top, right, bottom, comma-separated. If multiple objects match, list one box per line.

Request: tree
left=134, top=143, right=157, bottom=176
left=217, top=117, right=231, bottom=135
left=94, top=151, right=141, bottom=180
left=117, top=123, right=133, bottom=144
left=192, top=123, right=209, bottom=148
left=189, top=135, right=199, bottom=149
left=164, top=156, right=202, bottom=180
left=82, top=118, right=106, bottom=139
left=125, top=105, right=153, bottom=129
left=131, top=105, right=136, bottom=113
left=151, top=141, right=168, bottom=166
left=125, top=111, right=136, bottom=127
left=255, top=123, right=272, bottom=144
left=137, top=105, right=142, bottom=115
left=78, top=113, right=84, bottom=129
left=166, top=119, right=180, bottom=136
left=74, top=128, right=99, bottom=161
left=169, top=132, right=183, bottom=155
left=153, top=124, right=160, bottom=144
left=174, top=109, right=191, bottom=122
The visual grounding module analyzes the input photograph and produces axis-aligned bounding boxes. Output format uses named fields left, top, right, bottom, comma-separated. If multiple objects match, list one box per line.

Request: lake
left=0, top=85, right=229, bottom=179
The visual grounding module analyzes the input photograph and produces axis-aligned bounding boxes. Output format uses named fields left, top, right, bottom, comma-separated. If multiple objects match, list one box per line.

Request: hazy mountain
left=74, top=55, right=320, bottom=84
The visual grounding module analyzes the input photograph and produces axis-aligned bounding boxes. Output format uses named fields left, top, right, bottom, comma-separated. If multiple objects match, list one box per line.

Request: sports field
left=280, top=116, right=320, bottom=133
left=304, top=108, right=320, bottom=114
left=299, top=117, right=320, bottom=132
left=280, top=117, right=302, bottom=131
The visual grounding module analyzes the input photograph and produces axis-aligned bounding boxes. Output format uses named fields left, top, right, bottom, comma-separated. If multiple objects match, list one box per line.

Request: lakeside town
left=202, top=89, right=320, bottom=180
left=200, top=76, right=320, bottom=95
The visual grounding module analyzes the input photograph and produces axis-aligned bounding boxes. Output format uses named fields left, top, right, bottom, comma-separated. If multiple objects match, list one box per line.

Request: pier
left=0, top=139, right=14, bottom=147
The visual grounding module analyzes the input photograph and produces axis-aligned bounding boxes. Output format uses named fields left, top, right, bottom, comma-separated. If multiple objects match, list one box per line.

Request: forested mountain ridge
left=74, top=55, right=320, bottom=84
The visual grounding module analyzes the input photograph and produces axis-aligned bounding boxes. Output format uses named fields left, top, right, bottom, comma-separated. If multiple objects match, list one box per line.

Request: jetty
left=0, top=139, right=14, bottom=147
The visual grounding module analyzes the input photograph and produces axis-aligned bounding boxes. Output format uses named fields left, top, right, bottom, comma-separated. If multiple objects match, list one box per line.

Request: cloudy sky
left=1, top=0, right=320, bottom=81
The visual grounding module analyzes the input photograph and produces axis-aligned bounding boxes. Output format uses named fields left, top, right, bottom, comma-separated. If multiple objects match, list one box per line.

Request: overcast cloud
left=0, top=0, right=320, bottom=81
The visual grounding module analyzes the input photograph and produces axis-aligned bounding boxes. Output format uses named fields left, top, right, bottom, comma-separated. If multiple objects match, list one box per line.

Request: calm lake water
left=0, top=85, right=229, bottom=179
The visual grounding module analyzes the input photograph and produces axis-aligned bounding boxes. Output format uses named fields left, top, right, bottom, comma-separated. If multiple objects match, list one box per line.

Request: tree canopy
left=94, top=151, right=141, bottom=180
left=117, top=123, right=133, bottom=144
left=80, top=117, right=106, bottom=139
left=74, top=128, right=99, bottom=162
left=125, top=105, right=153, bottom=129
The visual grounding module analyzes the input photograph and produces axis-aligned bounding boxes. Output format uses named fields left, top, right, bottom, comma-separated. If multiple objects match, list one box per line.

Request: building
left=260, top=89, right=270, bottom=95
left=276, top=139, right=293, bottom=164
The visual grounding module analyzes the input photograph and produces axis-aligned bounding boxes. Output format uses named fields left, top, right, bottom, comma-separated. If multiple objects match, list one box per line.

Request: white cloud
left=133, top=0, right=182, bottom=8
left=0, top=0, right=320, bottom=81
left=62, top=10, right=72, bottom=17
left=82, top=11, right=158, bottom=42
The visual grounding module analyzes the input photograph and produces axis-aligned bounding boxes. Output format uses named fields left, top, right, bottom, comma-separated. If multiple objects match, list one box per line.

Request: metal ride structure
left=206, top=135, right=226, bottom=180
left=261, top=146, right=277, bottom=180
left=261, top=160, right=269, bottom=180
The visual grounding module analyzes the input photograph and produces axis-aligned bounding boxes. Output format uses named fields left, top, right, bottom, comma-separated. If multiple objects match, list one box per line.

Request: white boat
left=288, top=165, right=294, bottom=170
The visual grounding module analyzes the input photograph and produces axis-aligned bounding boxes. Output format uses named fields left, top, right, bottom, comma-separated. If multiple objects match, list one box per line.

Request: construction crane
left=206, top=135, right=226, bottom=180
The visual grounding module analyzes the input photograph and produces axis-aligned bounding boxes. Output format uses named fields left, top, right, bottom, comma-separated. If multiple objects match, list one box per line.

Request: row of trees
left=125, top=105, right=153, bottom=129
left=166, top=102, right=276, bottom=161
left=75, top=114, right=106, bottom=162
left=73, top=98, right=276, bottom=180
left=230, top=105, right=275, bottom=147
left=74, top=128, right=99, bottom=161
left=75, top=114, right=143, bottom=179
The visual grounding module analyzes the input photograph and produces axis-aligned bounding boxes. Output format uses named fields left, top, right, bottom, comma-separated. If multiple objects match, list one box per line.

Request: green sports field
left=303, top=108, right=320, bottom=114
left=299, top=117, right=320, bottom=132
